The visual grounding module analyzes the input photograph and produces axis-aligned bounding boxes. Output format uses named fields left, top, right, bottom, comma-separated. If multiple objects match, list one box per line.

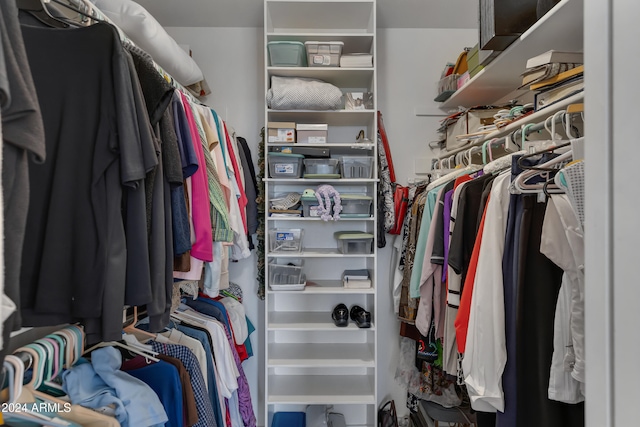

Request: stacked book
left=520, top=50, right=584, bottom=111
left=340, top=53, right=373, bottom=68
left=342, top=269, right=371, bottom=289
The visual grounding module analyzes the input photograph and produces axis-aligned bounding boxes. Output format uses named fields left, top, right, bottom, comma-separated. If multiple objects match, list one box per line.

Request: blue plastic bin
left=272, top=411, right=305, bottom=427
left=267, top=41, right=308, bottom=67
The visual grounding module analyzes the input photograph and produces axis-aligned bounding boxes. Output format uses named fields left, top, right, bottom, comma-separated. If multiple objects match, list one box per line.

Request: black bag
left=378, top=400, right=399, bottom=427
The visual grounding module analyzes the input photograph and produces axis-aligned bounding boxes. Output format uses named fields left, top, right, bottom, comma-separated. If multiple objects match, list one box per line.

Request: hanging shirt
left=0, top=0, right=46, bottom=345
left=462, top=172, right=510, bottom=413
left=19, top=22, right=148, bottom=342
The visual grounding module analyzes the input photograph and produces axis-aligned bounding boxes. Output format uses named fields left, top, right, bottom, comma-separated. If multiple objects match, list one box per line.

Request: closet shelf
left=264, top=178, right=378, bottom=183
left=439, top=0, right=583, bottom=109
left=268, top=311, right=376, bottom=331
left=267, top=216, right=374, bottom=222
left=267, top=110, right=375, bottom=126
left=267, top=343, right=375, bottom=367
left=267, top=142, right=375, bottom=149
left=266, top=33, right=374, bottom=52
left=268, top=279, right=375, bottom=294
left=437, top=91, right=584, bottom=160
left=267, top=374, right=375, bottom=405
left=268, top=67, right=374, bottom=87
left=268, top=248, right=375, bottom=258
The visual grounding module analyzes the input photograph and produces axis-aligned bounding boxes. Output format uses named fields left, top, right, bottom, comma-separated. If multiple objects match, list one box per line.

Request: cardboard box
left=296, top=123, right=328, bottom=144
left=268, top=121, right=296, bottom=143
left=446, top=108, right=501, bottom=151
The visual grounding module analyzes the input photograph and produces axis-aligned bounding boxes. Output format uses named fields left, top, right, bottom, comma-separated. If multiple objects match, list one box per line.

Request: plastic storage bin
left=303, top=158, right=340, bottom=178
left=305, top=41, right=344, bottom=67
left=269, top=228, right=304, bottom=252
left=268, top=152, right=304, bottom=178
left=301, top=194, right=333, bottom=218
left=340, top=194, right=373, bottom=217
left=268, top=259, right=305, bottom=291
left=272, top=412, right=306, bottom=427
left=340, top=156, right=374, bottom=179
left=267, top=41, right=307, bottom=67
left=334, top=231, right=374, bottom=254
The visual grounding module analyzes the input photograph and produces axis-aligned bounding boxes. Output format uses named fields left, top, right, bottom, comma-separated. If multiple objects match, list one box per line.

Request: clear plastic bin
left=303, top=158, right=340, bottom=177
left=340, top=156, right=374, bottom=179
left=340, top=194, right=373, bottom=217
left=268, top=259, right=305, bottom=289
left=268, top=152, right=304, bottom=178
left=301, top=194, right=333, bottom=218
left=267, top=41, right=307, bottom=67
left=305, top=41, right=344, bottom=67
left=269, top=229, right=304, bottom=252
left=334, top=231, right=374, bottom=254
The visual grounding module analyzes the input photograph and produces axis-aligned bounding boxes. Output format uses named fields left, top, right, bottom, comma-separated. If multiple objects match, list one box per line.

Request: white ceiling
left=133, top=0, right=478, bottom=29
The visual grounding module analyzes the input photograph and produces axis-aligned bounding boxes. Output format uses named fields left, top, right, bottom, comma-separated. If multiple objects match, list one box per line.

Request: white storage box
left=340, top=156, right=374, bottom=178
left=267, top=121, right=296, bottom=143
left=334, top=231, right=374, bottom=254
left=296, top=123, right=328, bottom=144
left=268, top=259, right=305, bottom=290
left=305, top=41, right=344, bottom=67
left=303, top=158, right=340, bottom=178
left=269, top=228, right=304, bottom=252
left=268, top=152, right=304, bottom=178
left=340, top=194, right=372, bottom=217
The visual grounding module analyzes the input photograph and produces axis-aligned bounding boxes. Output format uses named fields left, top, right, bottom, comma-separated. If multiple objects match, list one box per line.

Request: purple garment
left=442, top=189, right=454, bottom=282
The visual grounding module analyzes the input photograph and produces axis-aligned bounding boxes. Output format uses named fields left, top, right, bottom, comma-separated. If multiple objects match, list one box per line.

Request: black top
left=448, top=174, right=495, bottom=280
left=20, top=22, right=149, bottom=342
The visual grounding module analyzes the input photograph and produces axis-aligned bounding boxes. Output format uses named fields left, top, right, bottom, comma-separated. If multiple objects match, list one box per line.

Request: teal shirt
left=409, top=184, right=445, bottom=298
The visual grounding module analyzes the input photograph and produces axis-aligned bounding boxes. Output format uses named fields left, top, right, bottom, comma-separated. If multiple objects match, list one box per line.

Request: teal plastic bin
left=267, top=41, right=308, bottom=67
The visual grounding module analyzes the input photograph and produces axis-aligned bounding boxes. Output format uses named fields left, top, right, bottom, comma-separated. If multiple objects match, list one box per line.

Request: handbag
left=389, top=184, right=409, bottom=235
left=378, top=400, right=399, bottom=427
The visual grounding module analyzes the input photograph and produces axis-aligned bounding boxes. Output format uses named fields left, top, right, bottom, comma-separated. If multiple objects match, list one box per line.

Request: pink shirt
left=180, top=93, right=213, bottom=262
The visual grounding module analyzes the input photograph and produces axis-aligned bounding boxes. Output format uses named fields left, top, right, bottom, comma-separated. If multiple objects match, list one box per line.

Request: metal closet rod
left=436, top=109, right=571, bottom=162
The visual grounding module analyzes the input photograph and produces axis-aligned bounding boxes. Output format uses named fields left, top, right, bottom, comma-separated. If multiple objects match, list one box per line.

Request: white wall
left=166, top=25, right=477, bottom=425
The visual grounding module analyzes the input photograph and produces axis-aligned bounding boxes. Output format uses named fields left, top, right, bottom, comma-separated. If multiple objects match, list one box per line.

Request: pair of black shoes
left=332, top=303, right=371, bottom=328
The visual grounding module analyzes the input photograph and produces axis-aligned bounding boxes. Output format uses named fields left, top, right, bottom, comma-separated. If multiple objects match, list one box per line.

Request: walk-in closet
left=0, top=0, right=632, bottom=426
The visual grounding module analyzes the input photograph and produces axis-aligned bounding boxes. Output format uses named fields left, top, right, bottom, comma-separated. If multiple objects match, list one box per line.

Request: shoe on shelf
left=332, top=303, right=349, bottom=327
left=350, top=305, right=371, bottom=328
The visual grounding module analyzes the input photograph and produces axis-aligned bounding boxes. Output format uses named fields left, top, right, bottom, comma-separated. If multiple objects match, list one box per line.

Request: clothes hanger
left=83, top=341, right=160, bottom=363
left=512, top=150, right=573, bottom=194
left=122, top=306, right=158, bottom=341
left=16, top=0, right=71, bottom=28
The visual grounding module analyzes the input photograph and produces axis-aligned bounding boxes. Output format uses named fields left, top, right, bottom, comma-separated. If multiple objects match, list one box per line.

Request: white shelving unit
left=440, top=0, right=584, bottom=109
left=264, top=1, right=377, bottom=426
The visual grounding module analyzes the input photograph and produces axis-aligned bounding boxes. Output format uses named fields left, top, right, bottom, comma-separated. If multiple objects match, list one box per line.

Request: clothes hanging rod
left=435, top=92, right=584, bottom=161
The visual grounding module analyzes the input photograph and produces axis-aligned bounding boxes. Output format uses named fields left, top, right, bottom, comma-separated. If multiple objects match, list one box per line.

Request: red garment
left=454, top=194, right=490, bottom=353
left=223, top=122, right=248, bottom=233
left=180, top=93, right=213, bottom=262
left=454, top=174, right=472, bottom=189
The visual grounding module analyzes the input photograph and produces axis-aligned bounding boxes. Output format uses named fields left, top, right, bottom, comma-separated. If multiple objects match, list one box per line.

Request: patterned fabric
left=266, top=76, right=343, bottom=110
left=399, top=190, right=427, bottom=323
left=256, top=128, right=266, bottom=300
left=151, top=341, right=217, bottom=427
left=221, top=282, right=243, bottom=303
left=191, top=107, right=233, bottom=242
left=377, top=131, right=395, bottom=232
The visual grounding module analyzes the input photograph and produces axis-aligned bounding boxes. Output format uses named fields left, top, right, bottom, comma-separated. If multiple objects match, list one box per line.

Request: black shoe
left=350, top=305, right=371, bottom=328
left=332, top=303, right=349, bottom=327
